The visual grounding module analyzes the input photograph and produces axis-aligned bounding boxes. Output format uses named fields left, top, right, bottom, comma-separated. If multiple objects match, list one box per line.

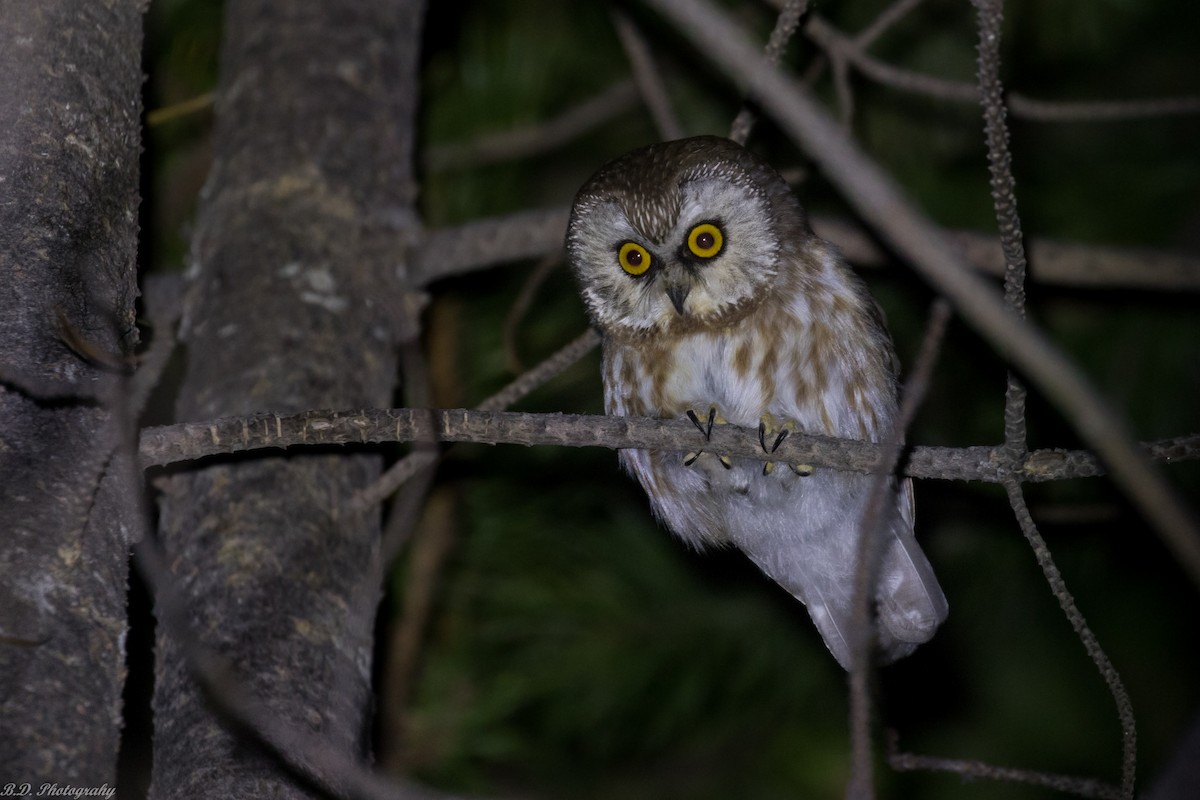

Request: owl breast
left=604, top=243, right=893, bottom=439
left=602, top=242, right=897, bottom=549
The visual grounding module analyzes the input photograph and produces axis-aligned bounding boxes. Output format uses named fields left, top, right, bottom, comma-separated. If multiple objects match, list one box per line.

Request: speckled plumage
left=567, top=136, right=947, bottom=668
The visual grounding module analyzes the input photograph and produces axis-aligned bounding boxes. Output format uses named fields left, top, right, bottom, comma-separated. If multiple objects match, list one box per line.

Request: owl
left=566, top=136, right=947, bottom=669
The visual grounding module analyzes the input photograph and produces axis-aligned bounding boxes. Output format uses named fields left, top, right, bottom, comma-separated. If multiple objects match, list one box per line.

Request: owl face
left=567, top=136, right=809, bottom=340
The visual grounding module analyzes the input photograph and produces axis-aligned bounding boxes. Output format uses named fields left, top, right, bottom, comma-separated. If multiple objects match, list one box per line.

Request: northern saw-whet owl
left=566, top=136, right=948, bottom=669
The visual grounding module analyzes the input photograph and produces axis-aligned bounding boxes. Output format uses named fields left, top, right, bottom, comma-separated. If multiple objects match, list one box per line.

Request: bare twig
left=847, top=298, right=953, bottom=799
left=138, top=405, right=1199, bottom=483
left=379, top=488, right=461, bottom=773
left=423, top=80, right=640, bottom=172
left=145, top=91, right=215, bottom=126
left=478, top=328, right=599, bottom=413
left=412, top=207, right=570, bottom=285
left=378, top=340, right=442, bottom=565
left=1003, top=475, right=1137, bottom=798
left=611, top=9, right=685, bottom=140
left=805, top=16, right=1200, bottom=122
left=887, top=731, right=1125, bottom=800
left=973, top=6, right=1135, bottom=796
left=130, top=272, right=185, bottom=417
left=414, top=205, right=1200, bottom=292
left=502, top=255, right=561, bottom=373
left=637, top=0, right=1200, bottom=592
left=827, top=47, right=855, bottom=131
left=729, top=0, right=809, bottom=144
left=812, top=217, right=1200, bottom=293
left=347, top=329, right=601, bottom=512
left=852, top=0, right=927, bottom=51
left=972, top=0, right=1029, bottom=460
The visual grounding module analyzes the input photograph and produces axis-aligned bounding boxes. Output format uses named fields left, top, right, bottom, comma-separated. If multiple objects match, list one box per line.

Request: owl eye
left=618, top=241, right=652, bottom=276
left=686, top=222, right=724, bottom=259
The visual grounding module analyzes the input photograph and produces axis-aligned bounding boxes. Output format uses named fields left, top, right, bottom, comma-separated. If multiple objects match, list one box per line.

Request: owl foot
left=758, top=415, right=814, bottom=477
left=684, top=406, right=732, bottom=470
left=687, top=407, right=718, bottom=440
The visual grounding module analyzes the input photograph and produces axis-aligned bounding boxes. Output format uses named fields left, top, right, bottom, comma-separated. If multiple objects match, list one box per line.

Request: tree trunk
left=150, top=0, right=425, bottom=796
left=0, top=0, right=143, bottom=784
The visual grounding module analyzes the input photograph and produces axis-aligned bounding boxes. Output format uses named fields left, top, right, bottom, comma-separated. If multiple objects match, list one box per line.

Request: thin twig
left=414, top=204, right=1200, bottom=292
left=638, top=0, right=1200, bottom=592
left=422, top=80, right=640, bottom=172
left=478, top=328, right=600, bottom=413
left=347, top=329, right=601, bottom=512
left=378, top=340, right=442, bottom=566
left=973, top=0, right=1029, bottom=461
left=502, top=255, right=561, bottom=374
left=887, top=731, right=1125, bottom=800
left=145, top=91, right=215, bottom=126
left=130, top=273, right=185, bottom=417
left=852, top=0, right=927, bottom=50
left=378, top=488, right=461, bottom=773
left=729, top=0, right=809, bottom=144
left=611, top=9, right=685, bottom=140
left=1003, top=476, right=1137, bottom=798
left=805, top=16, right=1200, bottom=122
left=412, top=207, right=570, bottom=286
left=847, top=298, right=953, bottom=799
left=980, top=6, right=1134, bottom=795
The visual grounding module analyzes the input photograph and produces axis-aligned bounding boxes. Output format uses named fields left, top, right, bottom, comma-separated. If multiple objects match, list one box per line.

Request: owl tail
left=781, top=521, right=946, bottom=670
left=872, top=507, right=949, bottom=662
left=733, top=478, right=947, bottom=671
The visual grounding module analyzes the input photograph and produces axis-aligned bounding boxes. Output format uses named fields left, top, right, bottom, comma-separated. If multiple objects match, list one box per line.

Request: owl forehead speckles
left=574, top=136, right=784, bottom=243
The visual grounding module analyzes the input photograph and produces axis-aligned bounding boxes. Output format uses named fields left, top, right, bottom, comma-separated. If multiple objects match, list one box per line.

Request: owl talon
left=758, top=414, right=794, bottom=453
left=790, top=463, right=814, bottom=477
left=685, top=407, right=732, bottom=468
left=762, top=461, right=776, bottom=476
left=687, top=407, right=718, bottom=441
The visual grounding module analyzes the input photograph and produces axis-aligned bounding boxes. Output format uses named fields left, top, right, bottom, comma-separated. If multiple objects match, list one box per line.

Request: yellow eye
left=618, top=241, right=652, bottom=276
left=687, top=223, right=724, bottom=259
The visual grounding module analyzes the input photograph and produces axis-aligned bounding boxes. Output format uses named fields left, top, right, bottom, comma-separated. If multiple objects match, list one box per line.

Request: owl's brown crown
left=573, top=136, right=805, bottom=243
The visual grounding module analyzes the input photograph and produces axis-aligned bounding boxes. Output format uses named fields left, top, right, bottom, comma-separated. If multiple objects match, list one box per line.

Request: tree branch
left=412, top=206, right=570, bottom=285
left=413, top=205, right=1200, bottom=293
left=888, top=731, right=1125, bottom=800
left=804, top=15, right=1200, bottom=123
left=612, top=9, right=685, bottom=140
left=422, top=79, right=640, bottom=172
left=138, top=405, right=1200, bottom=484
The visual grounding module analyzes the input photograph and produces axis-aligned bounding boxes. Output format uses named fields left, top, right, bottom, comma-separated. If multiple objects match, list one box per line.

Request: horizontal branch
left=805, top=15, right=1200, bottom=123
left=412, top=207, right=570, bottom=285
left=138, top=407, right=1199, bottom=485
left=412, top=205, right=1200, bottom=292
left=422, top=79, right=640, bottom=172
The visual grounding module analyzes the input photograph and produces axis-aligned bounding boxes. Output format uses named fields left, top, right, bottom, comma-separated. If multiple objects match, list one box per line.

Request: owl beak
left=665, top=282, right=690, bottom=315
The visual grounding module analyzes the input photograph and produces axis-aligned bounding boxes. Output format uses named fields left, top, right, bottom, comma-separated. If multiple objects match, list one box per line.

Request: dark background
left=130, top=0, right=1200, bottom=797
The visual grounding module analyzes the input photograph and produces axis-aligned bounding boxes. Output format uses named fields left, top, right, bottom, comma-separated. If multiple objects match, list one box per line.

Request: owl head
left=566, top=136, right=811, bottom=340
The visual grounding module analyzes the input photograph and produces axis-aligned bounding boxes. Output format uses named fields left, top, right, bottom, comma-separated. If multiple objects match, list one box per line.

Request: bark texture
left=0, top=0, right=143, bottom=783
left=150, top=1, right=424, bottom=796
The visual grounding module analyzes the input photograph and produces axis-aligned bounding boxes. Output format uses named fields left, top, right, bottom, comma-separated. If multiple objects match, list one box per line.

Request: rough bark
left=150, top=1, right=424, bottom=797
left=0, top=0, right=143, bottom=784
